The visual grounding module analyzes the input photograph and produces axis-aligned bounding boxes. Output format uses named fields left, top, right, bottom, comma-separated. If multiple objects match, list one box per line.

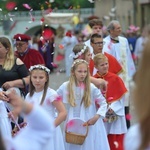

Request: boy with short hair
left=93, top=53, right=127, bottom=150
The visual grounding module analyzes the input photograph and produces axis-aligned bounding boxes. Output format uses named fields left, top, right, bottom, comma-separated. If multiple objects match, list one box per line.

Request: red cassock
left=15, top=49, right=45, bottom=69
left=89, top=52, right=122, bottom=76
left=93, top=71, right=127, bottom=103
left=93, top=71, right=127, bottom=150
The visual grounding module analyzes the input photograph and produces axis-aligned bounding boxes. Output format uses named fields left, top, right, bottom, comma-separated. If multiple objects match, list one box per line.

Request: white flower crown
left=71, top=59, right=88, bottom=68
left=73, top=45, right=87, bottom=59
left=29, top=65, right=50, bottom=74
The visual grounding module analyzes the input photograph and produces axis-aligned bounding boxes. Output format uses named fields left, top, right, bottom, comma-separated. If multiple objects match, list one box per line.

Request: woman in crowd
left=0, top=37, right=29, bottom=137
left=0, top=37, right=29, bottom=92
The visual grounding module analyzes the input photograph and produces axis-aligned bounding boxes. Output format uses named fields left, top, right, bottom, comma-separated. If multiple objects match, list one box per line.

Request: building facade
left=94, top=0, right=150, bottom=32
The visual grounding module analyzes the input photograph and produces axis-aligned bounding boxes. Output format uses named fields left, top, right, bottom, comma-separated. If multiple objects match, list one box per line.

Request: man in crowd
left=103, top=20, right=136, bottom=128
left=84, top=19, right=103, bottom=53
left=14, top=33, right=45, bottom=69
left=89, top=33, right=122, bottom=76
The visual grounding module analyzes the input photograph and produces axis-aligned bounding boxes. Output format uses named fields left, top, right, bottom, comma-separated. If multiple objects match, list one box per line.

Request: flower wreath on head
left=29, top=65, right=50, bottom=74
left=71, top=59, right=88, bottom=68
left=70, top=45, right=87, bottom=59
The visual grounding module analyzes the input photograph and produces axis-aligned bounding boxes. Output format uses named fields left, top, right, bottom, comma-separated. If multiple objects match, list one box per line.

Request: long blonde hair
left=67, top=59, right=91, bottom=108
left=134, top=38, right=150, bottom=150
left=0, top=37, right=15, bottom=70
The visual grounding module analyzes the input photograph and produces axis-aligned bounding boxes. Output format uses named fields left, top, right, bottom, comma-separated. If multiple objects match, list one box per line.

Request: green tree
left=0, top=0, right=94, bottom=12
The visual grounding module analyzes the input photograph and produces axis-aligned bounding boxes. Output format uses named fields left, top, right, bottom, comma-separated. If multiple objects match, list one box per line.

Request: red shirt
left=15, top=49, right=45, bottom=69
left=89, top=52, right=122, bottom=76
left=93, top=71, right=127, bottom=103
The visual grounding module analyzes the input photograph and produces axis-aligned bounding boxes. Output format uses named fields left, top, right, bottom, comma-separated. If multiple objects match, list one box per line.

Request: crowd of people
left=0, top=17, right=150, bottom=150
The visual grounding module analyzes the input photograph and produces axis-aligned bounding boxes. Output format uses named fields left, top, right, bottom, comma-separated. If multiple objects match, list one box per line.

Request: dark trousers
left=125, top=106, right=130, bottom=129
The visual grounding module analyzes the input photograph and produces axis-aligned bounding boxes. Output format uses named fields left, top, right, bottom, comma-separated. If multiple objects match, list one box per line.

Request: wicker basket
left=65, top=123, right=88, bottom=145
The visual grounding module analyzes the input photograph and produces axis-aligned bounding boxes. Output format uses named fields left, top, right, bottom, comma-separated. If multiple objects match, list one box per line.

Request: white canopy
left=44, top=12, right=79, bottom=24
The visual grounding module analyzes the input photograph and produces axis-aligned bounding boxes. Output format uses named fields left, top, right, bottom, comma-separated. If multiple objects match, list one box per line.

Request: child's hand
left=103, top=118, right=108, bottom=122
left=2, top=81, right=15, bottom=90
left=99, top=80, right=108, bottom=92
left=84, top=114, right=100, bottom=126
left=0, top=91, right=9, bottom=101
left=5, top=88, right=23, bottom=107
left=83, top=122, right=88, bottom=126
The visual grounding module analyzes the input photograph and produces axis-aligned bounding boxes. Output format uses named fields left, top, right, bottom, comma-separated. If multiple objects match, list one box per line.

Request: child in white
left=1, top=88, right=55, bottom=150
left=26, top=65, right=67, bottom=150
left=57, top=59, right=110, bottom=150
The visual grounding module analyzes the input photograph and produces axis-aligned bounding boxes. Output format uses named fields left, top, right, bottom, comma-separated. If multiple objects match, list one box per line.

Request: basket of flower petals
left=65, top=118, right=89, bottom=145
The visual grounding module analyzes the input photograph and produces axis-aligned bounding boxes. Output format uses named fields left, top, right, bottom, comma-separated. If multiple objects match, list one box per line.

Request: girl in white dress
left=26, top=65, right=67, bottom=150
left=70, top=43, right=107, bottom=93
left=57, top=59, right=110, bottom=150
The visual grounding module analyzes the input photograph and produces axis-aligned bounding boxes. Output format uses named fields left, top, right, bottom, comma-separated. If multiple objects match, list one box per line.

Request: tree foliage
left=1, top=0, right=94, bottom=12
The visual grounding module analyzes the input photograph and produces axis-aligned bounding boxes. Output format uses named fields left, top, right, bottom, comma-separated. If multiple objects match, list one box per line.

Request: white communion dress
left=25, top=87, right=65, bottom=150
left=57, top=81, right=110, bottom=150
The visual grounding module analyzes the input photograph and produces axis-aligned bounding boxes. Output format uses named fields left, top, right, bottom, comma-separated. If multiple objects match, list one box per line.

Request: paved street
left=49, top=59, right=68, bottom=90
left=50, top=71, right=68, bottom=90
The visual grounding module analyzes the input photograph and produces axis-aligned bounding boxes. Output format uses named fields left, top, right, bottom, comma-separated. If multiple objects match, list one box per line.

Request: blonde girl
left=26, top=65, right=67, bottom=150
left=57, top=59, right=110, bottom=150
left=71, top=43, right=107, bottom=92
